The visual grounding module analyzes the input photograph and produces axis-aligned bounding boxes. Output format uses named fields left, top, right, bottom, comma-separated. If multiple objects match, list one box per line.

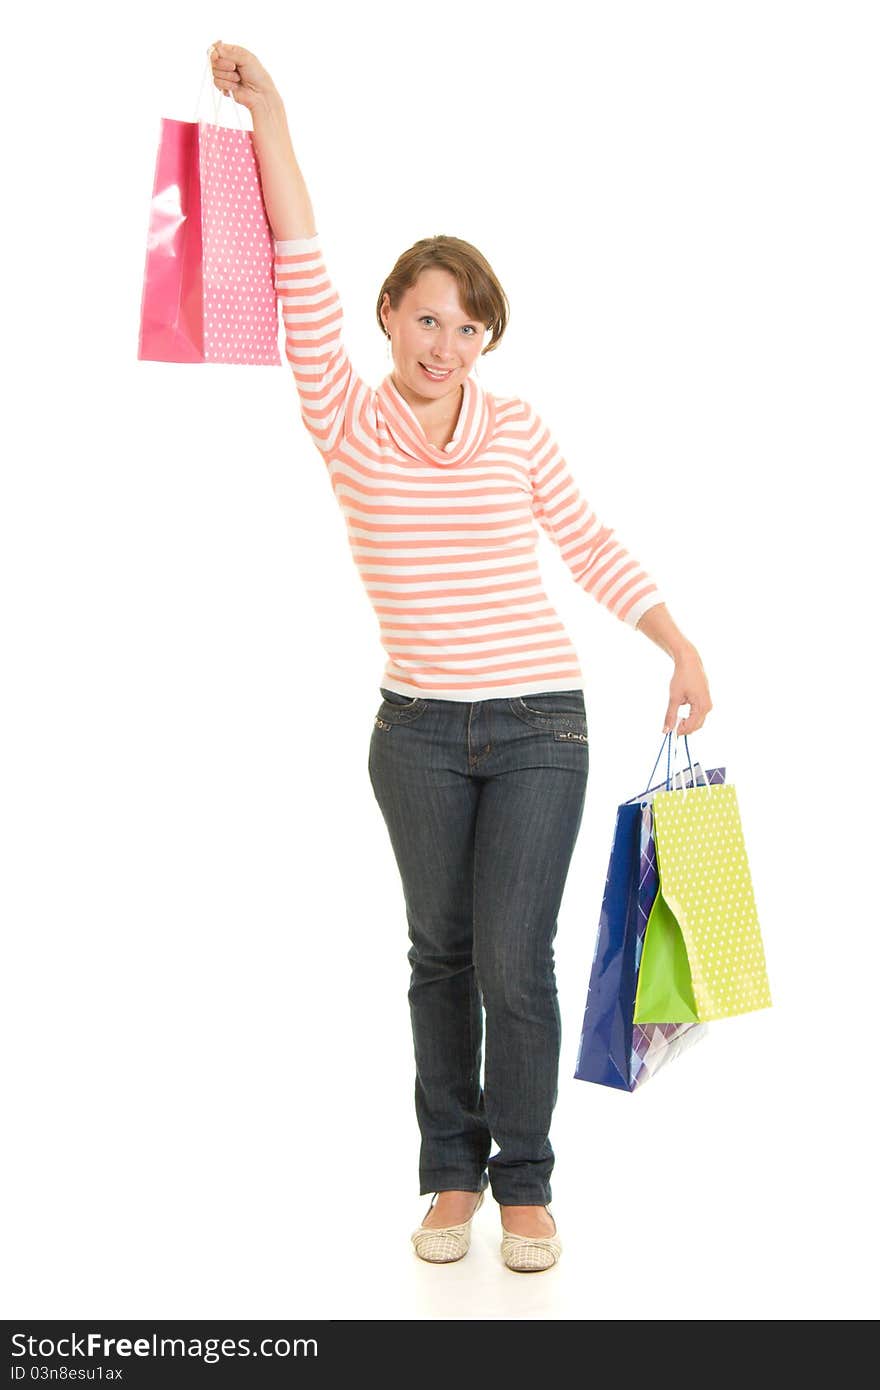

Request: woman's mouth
left=419, top=363, right=454, bottom=381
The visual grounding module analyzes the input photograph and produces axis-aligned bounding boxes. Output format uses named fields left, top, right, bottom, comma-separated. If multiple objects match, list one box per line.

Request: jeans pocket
left=508, top=690, right=588, bottom=740
left=375, top=687, right=430, bottom=729
left=516, top=689, right=586, bottom=718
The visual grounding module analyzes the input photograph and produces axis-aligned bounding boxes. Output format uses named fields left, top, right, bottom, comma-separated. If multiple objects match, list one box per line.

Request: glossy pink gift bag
left=137, top=56, right=281, bottom=366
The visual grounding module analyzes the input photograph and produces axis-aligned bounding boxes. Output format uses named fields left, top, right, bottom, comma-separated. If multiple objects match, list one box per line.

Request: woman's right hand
left=207, top=41, right=278, bottom=113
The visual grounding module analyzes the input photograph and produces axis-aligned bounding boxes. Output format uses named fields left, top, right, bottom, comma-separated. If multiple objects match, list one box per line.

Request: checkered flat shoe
left=411, top=1190, right=485, bottom=1263
left=500, top=1205, right=562, bottom=1272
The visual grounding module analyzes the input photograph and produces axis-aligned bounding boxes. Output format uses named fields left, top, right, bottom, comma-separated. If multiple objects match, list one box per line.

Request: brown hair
left=376, top=235, right=510, bottom=356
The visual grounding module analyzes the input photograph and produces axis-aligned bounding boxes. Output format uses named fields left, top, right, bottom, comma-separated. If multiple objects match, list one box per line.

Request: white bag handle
left=193, top=49, right=248, bottom=130
left=668, top=726, right=713, bottom=798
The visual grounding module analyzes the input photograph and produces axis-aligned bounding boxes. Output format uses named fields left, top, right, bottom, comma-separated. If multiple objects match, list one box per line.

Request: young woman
left=209, top=40, right=712, bottom=1273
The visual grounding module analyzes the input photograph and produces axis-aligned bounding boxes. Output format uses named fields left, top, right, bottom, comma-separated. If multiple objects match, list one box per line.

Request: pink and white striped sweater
left=274, top=233, right=663, bottom=701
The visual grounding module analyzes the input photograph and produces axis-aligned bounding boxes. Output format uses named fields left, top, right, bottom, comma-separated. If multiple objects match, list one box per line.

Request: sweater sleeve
left=273, top=234, right=365, bottom=458
left=526, top=402, right=664, bottom=629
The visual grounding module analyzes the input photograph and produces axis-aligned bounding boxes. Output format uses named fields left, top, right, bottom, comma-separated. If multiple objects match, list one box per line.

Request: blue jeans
left=368, top=687, right=589, bottom=1206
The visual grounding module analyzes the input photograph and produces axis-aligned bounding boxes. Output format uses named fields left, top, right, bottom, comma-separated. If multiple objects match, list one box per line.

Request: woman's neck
left=390, top=372, right=464, bottom=430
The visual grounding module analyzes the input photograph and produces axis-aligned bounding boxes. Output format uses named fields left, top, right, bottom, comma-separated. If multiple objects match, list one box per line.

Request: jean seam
left=468, top=832, right=486, bottom=1183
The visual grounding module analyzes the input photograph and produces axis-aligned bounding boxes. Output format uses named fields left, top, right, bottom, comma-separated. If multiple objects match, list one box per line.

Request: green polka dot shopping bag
left=633, top=731, right=772, bottom=1024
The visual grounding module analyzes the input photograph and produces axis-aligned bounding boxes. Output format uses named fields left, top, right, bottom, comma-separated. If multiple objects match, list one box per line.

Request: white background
left=2, top=0, right=876, bottom=1320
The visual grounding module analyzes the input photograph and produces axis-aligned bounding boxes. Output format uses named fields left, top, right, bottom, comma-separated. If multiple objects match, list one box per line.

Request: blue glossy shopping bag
left=573, top=798, right=643, bottom=1089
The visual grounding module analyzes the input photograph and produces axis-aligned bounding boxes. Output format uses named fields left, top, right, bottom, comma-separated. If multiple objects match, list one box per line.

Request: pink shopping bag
left=137, top=56, right=281, bottom=366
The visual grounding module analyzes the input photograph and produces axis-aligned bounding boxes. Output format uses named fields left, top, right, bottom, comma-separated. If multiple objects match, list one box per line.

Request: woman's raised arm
left=209, top=40, right=366, bottom=461
left=208, top=41, right=317, bottom=240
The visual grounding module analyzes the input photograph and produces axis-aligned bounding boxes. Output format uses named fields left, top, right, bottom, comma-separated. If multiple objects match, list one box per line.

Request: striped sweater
left=273, top=233, right=663, bottom=701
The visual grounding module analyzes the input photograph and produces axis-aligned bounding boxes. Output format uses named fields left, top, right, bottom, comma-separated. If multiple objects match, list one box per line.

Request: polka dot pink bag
left=137, top=57, right=281, bottom=366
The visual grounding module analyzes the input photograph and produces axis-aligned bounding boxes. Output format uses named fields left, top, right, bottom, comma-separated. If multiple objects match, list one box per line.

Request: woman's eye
left=420, top=316, right=476, bottom=335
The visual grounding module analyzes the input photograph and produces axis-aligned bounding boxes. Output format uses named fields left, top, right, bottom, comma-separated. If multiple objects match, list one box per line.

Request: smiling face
left=380, top=267, right=487, bottom=408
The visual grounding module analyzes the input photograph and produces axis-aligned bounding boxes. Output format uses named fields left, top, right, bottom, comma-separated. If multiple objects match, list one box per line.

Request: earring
left=385, top=333, right=392, bottom=362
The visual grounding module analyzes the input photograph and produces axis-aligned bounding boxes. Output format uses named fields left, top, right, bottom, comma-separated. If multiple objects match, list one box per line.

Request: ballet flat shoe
left=500, top=1205, right=562, bottom=1272
left=411, top=1189, right=485, bottom=1263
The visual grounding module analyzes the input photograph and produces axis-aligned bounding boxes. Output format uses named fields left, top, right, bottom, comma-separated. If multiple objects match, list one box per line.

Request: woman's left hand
left=663, top=645, right=713, bottom=736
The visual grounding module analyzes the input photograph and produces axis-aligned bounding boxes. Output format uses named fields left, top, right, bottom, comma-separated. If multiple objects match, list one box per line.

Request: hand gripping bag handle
left=194, top=47, right=248, bottom=130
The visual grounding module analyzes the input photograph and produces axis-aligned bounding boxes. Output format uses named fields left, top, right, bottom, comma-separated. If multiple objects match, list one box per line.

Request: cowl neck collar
left=377, top=370, right=495, bottom=468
